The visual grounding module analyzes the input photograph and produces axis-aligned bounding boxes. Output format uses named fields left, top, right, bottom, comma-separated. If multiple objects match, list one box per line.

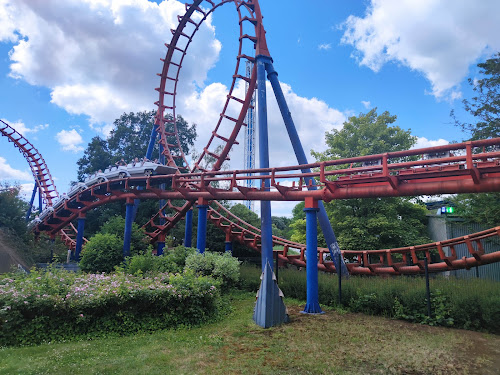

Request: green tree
left=312, top=109, right=416, bottom=161
left=451, top=53, right=500, bottom=227
left=452, top=52, right=500, bottom=140
left=271, top=215, right=292, bottom=240
left=230, top=203, right=260, bottom=228
left=450, top=193, right=500, bottom=228
left=99, top=216, right=151, bottom=254
left=75, top=110, right=197, bottom=239
left=291, top=109, right=430, bottom=250
left=0, top=183, right=28, bottom=236
left=77, top=110, right=196, bottom=181
left=76, top=136, right=112, bottom=181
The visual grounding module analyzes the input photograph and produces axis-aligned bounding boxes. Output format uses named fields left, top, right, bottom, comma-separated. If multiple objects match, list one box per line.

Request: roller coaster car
left=52, top=193, right=70, bottom=210
left=39, top=206, right=54, bottom=221
left=126, top=161, right=177, bottom=177
left=103, top=165, right=131, bottom=180
left=68, top=182, right=87, bottom=198
left=424, top=151, right=450, bottom=160
left=27, top=216, right=42, bottom=230
left=361, top=159, right=382, bottom=167
left=84, top=171, right=108, bottom=187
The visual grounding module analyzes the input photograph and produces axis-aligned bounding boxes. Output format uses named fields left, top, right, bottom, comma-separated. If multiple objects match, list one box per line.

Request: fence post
left=424, top=258, right=431, bottom=318
left=275, top=251, right=279, bottom=282
left=338, top=252, right=342, bottom=306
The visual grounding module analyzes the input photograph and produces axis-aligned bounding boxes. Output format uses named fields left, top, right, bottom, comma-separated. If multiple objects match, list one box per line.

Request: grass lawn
left=1, top=292, right=499, bottom=375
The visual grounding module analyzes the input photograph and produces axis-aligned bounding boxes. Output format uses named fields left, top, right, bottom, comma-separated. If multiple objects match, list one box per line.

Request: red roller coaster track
left=0, top=119, right=84, bottom=250
left=3, top=1, right=499, bottom=275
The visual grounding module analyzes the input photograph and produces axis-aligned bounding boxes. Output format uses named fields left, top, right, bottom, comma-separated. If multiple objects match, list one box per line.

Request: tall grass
left=239, top=263, right=500, bottom=333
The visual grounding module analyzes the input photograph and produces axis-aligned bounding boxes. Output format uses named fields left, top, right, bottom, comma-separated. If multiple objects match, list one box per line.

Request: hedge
left=0, top=268, right=222, bottom=347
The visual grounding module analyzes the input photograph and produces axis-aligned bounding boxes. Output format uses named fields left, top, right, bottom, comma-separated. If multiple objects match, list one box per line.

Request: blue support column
left=303, top=200, right=323, bottom=314
left=146, top=124, right=158, bottom=160
left=196, top=199, right=208, bottom=253
left=225, top=232, right=232, bottom=253
left=38, top=186, right=43, bottom=213
left=157, top=241, right=165, bottom=256
left=25, top=182, right=38, bottom=221
left=266, top=62, right=348, bottom=276
left=123, top=200, right=135, bottom=259
left=75, top=215, right=86, bottom=261
left=184, top=209, right=193, bottom=247
left=257, top=55, right=274, bottom=272
left=133, top=124, right=160, bottom=220
left=50, top=236, right=55, bottom=262
left=157, top=143, right=166, bottom=254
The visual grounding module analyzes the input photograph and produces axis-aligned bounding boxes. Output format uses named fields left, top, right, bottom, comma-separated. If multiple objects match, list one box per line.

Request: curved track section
left=31, top=138, right=500, bottom=273
left=143, top=0, right=260, bottom=241
left=207, top=203, right=500, bottom=275
left=0, top=119, right=83, bottom=250
left=0, top=119, right=58, bottom=207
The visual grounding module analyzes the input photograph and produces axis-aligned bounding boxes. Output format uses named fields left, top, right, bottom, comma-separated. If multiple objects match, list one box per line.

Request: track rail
left=0, top=119, right=84, bottom=250
left=33, top=139, right=499, bottom=230
left=143, top=0, right=261, bottom=241
left=207, top=202, right=500, bottom=275
left=0, top=119, right=58, bottom=207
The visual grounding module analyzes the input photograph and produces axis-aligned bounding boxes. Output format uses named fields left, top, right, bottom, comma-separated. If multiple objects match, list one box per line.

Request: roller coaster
left=1, top=0, right=499, bottom=280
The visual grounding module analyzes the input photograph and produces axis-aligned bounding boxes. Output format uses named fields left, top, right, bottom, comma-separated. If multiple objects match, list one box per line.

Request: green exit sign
left=441, top=206, right=454, bottom=214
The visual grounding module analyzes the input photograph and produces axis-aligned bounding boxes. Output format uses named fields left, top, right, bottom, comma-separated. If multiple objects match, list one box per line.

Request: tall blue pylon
left=265, top=62, right=348, bottom=277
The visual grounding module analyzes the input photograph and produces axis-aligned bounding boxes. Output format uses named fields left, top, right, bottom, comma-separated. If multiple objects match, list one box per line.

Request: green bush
left=79, top=233, right=124, bottom=273
left=0, top=267, right=222, bottom=347
left=79, top=216, right=152, bottom=273
left=124, top=246, right=197, bottom=275
left=185, top=252, right=241, bottom=291
left=100, top=216, right=151, bottom=254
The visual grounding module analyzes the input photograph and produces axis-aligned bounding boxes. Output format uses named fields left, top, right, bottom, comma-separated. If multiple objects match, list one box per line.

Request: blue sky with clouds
left=1, top=0, right=499, bottom=216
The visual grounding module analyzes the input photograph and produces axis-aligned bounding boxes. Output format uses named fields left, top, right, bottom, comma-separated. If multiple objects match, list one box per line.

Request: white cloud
left=412, top=136, right=449, bottom=149
left=0, top=156, right=32, bottom=180
left=341, top=0, right=500, bottom=99
left=2, top=0, right=221, bottom=128
left=56, top=129, right=84, bottom=153
left=361, top=100, right=371, bottom=109
left=318, top=43, right=331, bottom=51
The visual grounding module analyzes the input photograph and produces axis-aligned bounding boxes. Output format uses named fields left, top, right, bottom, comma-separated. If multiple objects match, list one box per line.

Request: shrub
left=124, top=246, right=197, bottom=275
left=79, top=233, right=124, bottom=273
left=185, top=252, right=241, bottom=291
left=100, top=216, right=151, bottom=254
left=0, top=267, right=222, bottom=347
left=79, top=216, right=152, bottom=273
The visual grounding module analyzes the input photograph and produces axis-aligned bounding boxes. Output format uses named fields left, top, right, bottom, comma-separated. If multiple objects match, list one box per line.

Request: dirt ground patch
left=284, top=304, right=500, bottom=375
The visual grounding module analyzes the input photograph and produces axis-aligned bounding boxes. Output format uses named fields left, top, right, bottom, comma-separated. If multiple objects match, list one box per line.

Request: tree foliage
left=75, top=110, right=197, bottom=241
left=325, top=197, right=429, bottom=250
left=450, top=193, right=500, bottom=227
left=79, top=216, right=151, bottom=273
left=452, top=52, right=500, bottom=141
left=291, top=109, right=430, bottom=250
left=312, top=109, right=416, bottom=161
left=0, top=183, right=28, bottom=236
left=451, top=53, right=500, bottom=226
left=77, top=110, right=196, bottom=181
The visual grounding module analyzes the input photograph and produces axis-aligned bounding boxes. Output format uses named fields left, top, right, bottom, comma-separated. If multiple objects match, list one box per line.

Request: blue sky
left=1, top=0, right=499, bottom=217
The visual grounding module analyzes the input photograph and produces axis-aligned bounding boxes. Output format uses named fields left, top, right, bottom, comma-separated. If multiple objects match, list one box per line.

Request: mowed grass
left=1, top=292, right=499, bottom=375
